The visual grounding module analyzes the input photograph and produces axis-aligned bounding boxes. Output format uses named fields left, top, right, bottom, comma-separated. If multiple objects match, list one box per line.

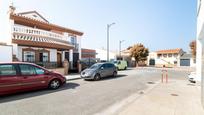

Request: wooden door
left=57, top=53, right=62, bottom=67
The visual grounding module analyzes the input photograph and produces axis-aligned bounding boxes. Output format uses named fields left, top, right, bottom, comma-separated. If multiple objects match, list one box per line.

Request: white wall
left=69, top=49, right=73, bottom=69
left=190, top=58, right=196, bottom=67
left=0, top=1, right=13, bottom=45
left=12, top=43, right=18, bottom=57
left=17, top=46, right=22, bottom=61
left=159, top=56, right=178, bottom=65
left=77, top=36, right=82, bottom=60
left=20, top=12, right=47, bottom=23
left=197, top=0, right=204, bottom=78
left=147, top=52, right=157, bottom=65
left=50, top=49, right=57, bottom=62
left=197, top=0, right=204, bottom=108
left=96, top=49, right=116, bottom=61
left=0, top=45, right=12, bottom=62
left=147, top=52, right=179, bottom=66
left=17, top=46, right=57, bottom=62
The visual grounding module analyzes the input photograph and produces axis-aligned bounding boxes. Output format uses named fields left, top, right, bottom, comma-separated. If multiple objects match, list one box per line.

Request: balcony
left=13, top=25, right=67, bottom=40
left=12, top=25, right=74, bottom=50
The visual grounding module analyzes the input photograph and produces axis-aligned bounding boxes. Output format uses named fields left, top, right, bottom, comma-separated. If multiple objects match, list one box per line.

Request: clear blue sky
left=13, top=0, right=197, bottom=52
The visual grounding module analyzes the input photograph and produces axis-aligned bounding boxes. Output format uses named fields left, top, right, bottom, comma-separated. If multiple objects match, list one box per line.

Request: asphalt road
left=0, top=68, right=189, bottom=115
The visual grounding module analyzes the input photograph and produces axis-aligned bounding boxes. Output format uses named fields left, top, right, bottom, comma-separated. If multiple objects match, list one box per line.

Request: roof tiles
left=156, top=48, right=182, bottom=54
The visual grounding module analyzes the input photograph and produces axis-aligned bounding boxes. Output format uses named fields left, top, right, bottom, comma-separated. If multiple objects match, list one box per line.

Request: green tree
left=129, top=43, right=149, bottom=67
left=189, top=40, right=196, bottom=58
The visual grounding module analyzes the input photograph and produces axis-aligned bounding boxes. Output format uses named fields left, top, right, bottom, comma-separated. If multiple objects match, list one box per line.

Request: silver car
left=81, top=62, right=117, bottom=80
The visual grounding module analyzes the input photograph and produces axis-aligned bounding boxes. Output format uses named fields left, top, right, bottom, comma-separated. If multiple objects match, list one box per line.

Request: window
left=33, top=14, right=37, bottom=17
left=35, top=67, right=45, bottom=75
left=107, top=64, right=114, bottom=68
left=40, top=52, right=49, bottom=62
left=24, top=51, right=35, bottom=62
left=0, top=65, right=16, bottom=76
left=158, top=54, right=162, bottom=58
left=19, top=64, right=36, bottom=75
left=174, top=54, right=178, bottom=57
left=71, top=36, right=77, bottom=44
left=101, top=64, right=108, bottom=69
left=43, top=53, right=48, bottom=62
left=168, top=54, right=172, bottom=57
left=163, top=54, right=167, bottom=58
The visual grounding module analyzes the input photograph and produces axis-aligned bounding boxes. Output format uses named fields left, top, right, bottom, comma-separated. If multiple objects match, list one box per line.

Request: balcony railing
left=13, top=25, right=66, bottom=41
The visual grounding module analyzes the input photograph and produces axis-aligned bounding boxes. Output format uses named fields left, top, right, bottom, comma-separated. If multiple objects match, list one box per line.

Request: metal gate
left=149, top=59, right=155, bottom=66
left=73, top=53, right=79, bottom=69
left=180, top=59, right=190, bottom=66
left=65, top=52, right=69, bottom=61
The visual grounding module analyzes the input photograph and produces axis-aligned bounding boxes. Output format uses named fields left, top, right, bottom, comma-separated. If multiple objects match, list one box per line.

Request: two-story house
left=147, top=48, right=184, bottom=67
left=7, top=6, right=83, bottom=71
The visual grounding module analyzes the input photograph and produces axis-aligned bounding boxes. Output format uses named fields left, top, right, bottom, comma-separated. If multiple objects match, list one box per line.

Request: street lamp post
left=107, top=23, right=115, bottom=62
left=119, top=40, right=125, bottom=57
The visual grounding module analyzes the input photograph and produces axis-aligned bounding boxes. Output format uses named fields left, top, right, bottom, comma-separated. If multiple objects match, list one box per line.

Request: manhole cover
left=139, top=91, right=144, bottom=94
left=171, top=94, right=179, bottom=96
left=147, top=81, right=155, bottom=84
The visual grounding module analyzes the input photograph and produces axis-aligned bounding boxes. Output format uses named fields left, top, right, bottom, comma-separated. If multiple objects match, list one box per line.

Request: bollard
left=166, top=72, right=168, bottom=83
left=161, top=70, right=168, bottom=83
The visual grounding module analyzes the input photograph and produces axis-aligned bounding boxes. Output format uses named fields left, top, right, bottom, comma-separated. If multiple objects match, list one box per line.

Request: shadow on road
left=84, top=74, right=127, bottom=82
left=99, top=74, right=127, bottom=81
left=0, top=82, right=80, bottom=104
left=118, top=68, right=133, bottom=71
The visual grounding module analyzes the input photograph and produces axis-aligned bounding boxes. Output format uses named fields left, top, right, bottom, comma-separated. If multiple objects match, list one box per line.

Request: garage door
left=149, top=59, right=155, bottom=66
left=180, top=59, right=190, bottom=66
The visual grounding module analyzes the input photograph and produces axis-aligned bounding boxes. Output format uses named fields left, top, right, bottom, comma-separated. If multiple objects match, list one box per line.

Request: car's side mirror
left=101, top=67, right=104, bottom=70
left=44, top=71, right=50, bottom=75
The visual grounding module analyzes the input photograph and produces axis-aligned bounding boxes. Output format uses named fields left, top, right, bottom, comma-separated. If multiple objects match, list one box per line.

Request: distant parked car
left=81, top=62, right=117, bottom=80
left=188, top=72, right=196, bottom=83
left=113, top=60, right=127, bottom=70
left=0, top=62, right=66, bottom=95
left=188, top=72, right=201, bottom=83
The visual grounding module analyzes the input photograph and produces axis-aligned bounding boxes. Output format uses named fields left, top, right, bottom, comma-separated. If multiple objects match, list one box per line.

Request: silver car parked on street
left=81, top=62, right=117, bottom=80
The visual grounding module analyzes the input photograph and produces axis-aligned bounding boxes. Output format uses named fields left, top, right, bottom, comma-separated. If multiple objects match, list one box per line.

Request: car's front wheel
left=94, top=74, right=101, bottom=81
left=49, top=79, right=61, bottom=89
left=113, top=71, right=117, bottom=77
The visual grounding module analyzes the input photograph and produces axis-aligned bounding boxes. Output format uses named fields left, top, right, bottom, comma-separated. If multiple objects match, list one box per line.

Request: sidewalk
left=65, top=73, right=81, bottom=81
left=118, top=80, right=204, bottom=115
left=136, top=66, right=196, bottom=72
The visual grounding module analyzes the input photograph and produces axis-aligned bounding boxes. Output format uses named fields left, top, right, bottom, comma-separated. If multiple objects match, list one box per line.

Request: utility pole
left=106, top=23, right=115, bottom=61
left=119, top=40, right=125, bottom=57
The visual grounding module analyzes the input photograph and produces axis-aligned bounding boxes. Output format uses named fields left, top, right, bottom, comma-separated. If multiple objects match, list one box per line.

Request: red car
left=0, top=62, right=66, bottom=95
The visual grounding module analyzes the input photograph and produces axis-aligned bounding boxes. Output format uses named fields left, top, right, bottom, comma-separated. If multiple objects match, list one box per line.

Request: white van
left=113, top=60, right=128, bottom=70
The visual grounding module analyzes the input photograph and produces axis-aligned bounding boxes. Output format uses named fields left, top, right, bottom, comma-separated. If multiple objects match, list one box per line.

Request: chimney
left=9, top=2, right=16, bottom=14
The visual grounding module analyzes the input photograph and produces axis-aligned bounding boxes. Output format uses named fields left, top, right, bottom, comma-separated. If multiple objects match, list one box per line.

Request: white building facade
left=0, top=5, right=83, bottom=70
left=0, top=44, right=12, bottom=62
left=147, top=49, right=184, bottom=67
left=197, top=0, right=204, bottom=108
left=96, top=49, right=117, bottom=61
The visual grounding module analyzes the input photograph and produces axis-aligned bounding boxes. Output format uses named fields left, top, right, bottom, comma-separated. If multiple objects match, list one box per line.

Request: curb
left=66, top=77, right=82, bottom=81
